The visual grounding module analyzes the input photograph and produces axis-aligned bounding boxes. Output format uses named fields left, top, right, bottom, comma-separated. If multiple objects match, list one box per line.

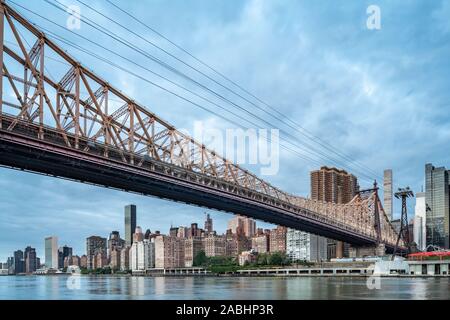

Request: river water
left=0, top=275, right=449, bottom=300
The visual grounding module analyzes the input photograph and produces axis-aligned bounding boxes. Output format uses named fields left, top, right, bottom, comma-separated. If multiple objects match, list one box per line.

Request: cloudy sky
left=1, top=0, right=449, bottom=262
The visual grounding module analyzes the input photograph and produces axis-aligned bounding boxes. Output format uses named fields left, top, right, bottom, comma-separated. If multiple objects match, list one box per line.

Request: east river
left=0, top=275, right=449, bottom=300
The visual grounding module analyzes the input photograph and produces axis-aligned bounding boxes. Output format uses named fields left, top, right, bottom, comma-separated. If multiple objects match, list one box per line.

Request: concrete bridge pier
left=349, top=244, right=386, bottom=258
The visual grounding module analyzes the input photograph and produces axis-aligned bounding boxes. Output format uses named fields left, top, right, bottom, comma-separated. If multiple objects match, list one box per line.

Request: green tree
left=268, top=252, right=282, bottom=265
left=257, top=253, right=269, bottom=265
left=193, top=250, right=208, bottom=266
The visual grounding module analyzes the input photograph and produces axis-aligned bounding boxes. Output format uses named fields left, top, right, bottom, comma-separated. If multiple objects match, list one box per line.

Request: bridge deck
left=0, top=116, right=396, bottom=251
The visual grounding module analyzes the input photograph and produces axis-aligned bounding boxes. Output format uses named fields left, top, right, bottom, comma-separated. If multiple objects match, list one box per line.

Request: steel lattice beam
left=0, top=2, right=401, bottom=249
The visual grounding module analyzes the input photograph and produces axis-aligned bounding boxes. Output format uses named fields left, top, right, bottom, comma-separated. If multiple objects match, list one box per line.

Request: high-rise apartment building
left=188, top=223, right=203, bottom=237
left=80, top=255, right=88, bottom=268
left=130, top=239, right=155, bottom=272
left=311, top=166, right=358, bottom=259
left=243, top=217, right=256, bottom=238
left=227, top=216, right=243, bottom=235
left=311, top=166, right=359, bottom=204
left=414, top=192, right=427, bottom=251
left=13, top=250, right=24, bottom=274
left=45, top=236, right=58, bottom=269
left=269, top=226, right=287, bottom=253
left=184, top=237, right=205, bottom=267
left=205, top=235, right=226, bottom=257
left=177, top=227, right=187, bottom=238
left=383, top=169, right=393, bottom=221
left=124, top=204, right=137, bottom=246
left=169, top=227, right=179, bottom=238
left=120, top=246, right=130, bottom=271
left=109, top=249, right=121, bottom=270
left=58, top=245, right=72, bottom=269
left=108, top=231, right=125, bottom=254
left=286, top=229, right=327, bottom=262
left=251, top=231, right=270, bottom=253
left=227, top=216, right=256, bottom=237
left=425, top=164, right=450, bottom=249
left=94, top=252, right=108, bottom=269
left=24, top=246, right=37, bottom=273
left=133, top=226, right=144, bottom=243
left=64, top=255, right=81, bottom=268
left=86, top=236, right=107, bottom=269
left=6, top=257, right=14, bottom=274
left=224, top=230, right=251, bottom=257
left=154, top=236, right=185, bottom=269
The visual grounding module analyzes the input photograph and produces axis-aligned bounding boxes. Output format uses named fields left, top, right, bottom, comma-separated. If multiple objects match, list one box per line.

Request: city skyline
left=1, top=0, right=450, bottom=260
left=0, top=205, right=265, bottom=269
left=1, top=161, right=447, bottom=262
left=0, top=166, right=421, bottom=262
left=0, top=199, right=270, bottom=262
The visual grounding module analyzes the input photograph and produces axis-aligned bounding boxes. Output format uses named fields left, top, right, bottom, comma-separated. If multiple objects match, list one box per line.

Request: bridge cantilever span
left=0, top=2, right=402, bottom=251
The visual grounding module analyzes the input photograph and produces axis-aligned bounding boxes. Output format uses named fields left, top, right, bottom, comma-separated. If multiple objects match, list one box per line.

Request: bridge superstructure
left=0, top=2, right=402, bottom=251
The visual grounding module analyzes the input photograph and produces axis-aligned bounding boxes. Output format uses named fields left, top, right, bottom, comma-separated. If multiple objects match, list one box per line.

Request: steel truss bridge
left=0, top=2, right=402, bottom=251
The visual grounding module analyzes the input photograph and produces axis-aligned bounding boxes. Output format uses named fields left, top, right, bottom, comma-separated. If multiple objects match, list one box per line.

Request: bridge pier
left=349, top=244, right=386, bottom=258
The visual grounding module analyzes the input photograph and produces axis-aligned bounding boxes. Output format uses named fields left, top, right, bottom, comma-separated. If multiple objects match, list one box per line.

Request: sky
left=1, top=0, right=450, bottom=262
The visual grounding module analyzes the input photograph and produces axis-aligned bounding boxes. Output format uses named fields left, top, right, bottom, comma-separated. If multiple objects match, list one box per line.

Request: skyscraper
left=86, top=236, right=107, bottom=269
left=425, top=164, right=450, bottom=249
left=24, top=246, right=37, bottom=273
left=204, top=234, right=226, bottom=257
left=414, top=192, right=427, bottom=251
left=169, top=227, right=179, bottom=238
left=120, top=246, right=130, bottom=271
left=227, top=216, right=256, bottom=237
left=133, top=227, right=144, bottom=243
left=204, top=213, right=213, bottom=234
left=130, top=238, right=155, bottom=272
left=108, top=231, right=125, bottom=258
left=383, top=169, right=393, bottom=221
left=310, top=166, right=359, bottom=204
left=310, top=166, right=358, bottom=259
left=13, top=250, right=24, bottom=274
left=286, top=229, right=327, bottom=262
left=243, top=217, right=256, bottom=238
left=227, top=216, right=243, bottom=235
left=154, top=235, right=185, bottom=269
left=45, top=236, right=58, bottom=269
left=125, top=205, right=137, bottom=246
left=7, top=257, right=14, bottom=274
left=251, top=230, right=270, bottom=253
left=58, top=245, right=72, bottom=269
left=269, top=226, right=287, bottom=253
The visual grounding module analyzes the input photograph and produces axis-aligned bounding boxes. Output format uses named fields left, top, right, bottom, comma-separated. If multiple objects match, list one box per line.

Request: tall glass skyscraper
left=44, top=236, right=58, bottom=269
left=425, top=164, right=450, bottom=249
left=383, top=169, right=393, bottom=221
left=125, top=205, right=137, bottom=246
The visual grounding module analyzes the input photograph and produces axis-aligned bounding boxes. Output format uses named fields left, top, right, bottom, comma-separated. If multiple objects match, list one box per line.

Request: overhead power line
left=6, top=3, right=330, bottom=172
left=8, top=0, right=378, bottom=183
left=6, top=1, right=330, bottom=169
left=103, top=0, right=383, bottom=181
left=49, top=0, right=379, bottom=182
left=20, top=0, right=375, bottom=182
